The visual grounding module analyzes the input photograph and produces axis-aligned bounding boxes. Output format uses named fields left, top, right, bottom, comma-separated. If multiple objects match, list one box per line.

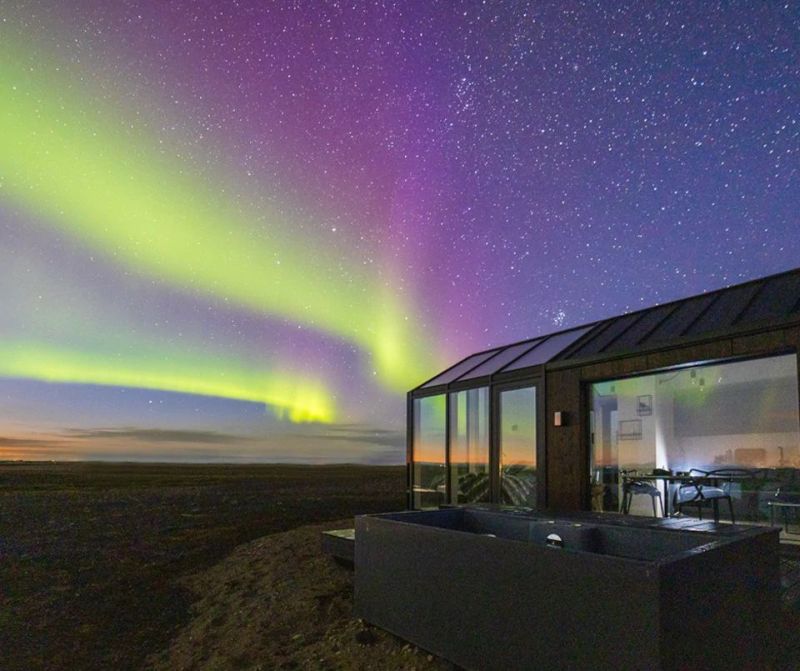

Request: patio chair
left=621, top=472, right=663, bottom=517
left=673, top=468, right=737, bottom=523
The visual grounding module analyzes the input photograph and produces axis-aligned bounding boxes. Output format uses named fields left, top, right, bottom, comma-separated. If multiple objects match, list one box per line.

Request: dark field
left=0, top=462, right=406, bottom=671
left=4, top=463, right=800, bottom=671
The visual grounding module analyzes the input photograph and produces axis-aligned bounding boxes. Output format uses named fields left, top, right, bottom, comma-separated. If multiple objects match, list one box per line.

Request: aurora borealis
left=1, top=2, right=798, bottom=462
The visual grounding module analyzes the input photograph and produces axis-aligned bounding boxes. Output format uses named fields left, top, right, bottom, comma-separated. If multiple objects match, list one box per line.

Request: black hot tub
left=354, top=507, right=780, bottom=671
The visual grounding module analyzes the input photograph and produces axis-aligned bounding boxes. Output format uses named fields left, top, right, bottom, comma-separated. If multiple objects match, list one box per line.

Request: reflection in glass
left=449, top=388, right=490, bottom=503
left=499, top=386, right=537, bottom=506
left=412, top=394, right=446, bottom=508
left=421, top=349, right=500, bottom=387
left=502, top=327, right=591, bottom=371
left=589, top=354, right=800, bottom=520
left=458, top=340, right=543, bottom=380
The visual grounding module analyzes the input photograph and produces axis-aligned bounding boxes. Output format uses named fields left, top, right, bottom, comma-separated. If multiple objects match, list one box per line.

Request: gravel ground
left=147, top=520, right=456, bottom=671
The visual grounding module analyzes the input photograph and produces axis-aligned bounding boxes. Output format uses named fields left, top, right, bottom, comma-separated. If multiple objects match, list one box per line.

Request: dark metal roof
left=562, top=267, right=800, bottom=360
left=413, top=267, right=800, bottom=393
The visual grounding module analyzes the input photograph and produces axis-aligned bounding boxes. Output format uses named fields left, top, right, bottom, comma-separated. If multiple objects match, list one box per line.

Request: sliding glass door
left=449, top=387, right=491, bottom=503
left=412, top=394, right=446, bottom=509
left=496, top=383, right=539, bottom=507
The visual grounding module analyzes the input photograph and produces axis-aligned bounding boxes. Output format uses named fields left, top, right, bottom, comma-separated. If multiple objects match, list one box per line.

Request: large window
left=412, top=394, right=446, bottom=508
left=590, top=354, right=800, bottom=520
left=449, top=388, right=490, bottom=503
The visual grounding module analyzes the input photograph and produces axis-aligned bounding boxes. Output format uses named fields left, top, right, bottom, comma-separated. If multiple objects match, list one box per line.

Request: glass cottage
left=407, top=267, right=800, bottom=533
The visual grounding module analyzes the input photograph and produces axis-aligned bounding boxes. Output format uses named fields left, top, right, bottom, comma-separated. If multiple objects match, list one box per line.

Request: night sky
left=1, top=1, right=798, bottom=462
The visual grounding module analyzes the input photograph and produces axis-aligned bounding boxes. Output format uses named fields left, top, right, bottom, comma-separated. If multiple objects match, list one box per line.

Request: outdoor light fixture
left=545, top=532, right=564, bottom=548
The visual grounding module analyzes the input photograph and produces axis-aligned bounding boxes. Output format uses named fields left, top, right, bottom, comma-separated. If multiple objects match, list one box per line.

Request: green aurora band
left=0, top=241, right=337, bottom=422
left=0, top=341, right=334, bottom=423
left=0, top=40, right=431, bottom=415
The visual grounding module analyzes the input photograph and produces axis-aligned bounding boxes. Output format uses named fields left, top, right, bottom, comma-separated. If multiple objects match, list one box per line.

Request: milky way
left=0, top=2, right=797, bottom=462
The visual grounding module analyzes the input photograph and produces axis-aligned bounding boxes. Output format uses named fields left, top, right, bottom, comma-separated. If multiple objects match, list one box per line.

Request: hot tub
left=354, top=507, right=780, bottom=671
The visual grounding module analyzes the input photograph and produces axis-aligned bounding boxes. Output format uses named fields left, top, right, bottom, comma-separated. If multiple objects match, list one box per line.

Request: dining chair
left=621, top=471, right=664, bottom=517
left=673, top=468, right=738, bottom=523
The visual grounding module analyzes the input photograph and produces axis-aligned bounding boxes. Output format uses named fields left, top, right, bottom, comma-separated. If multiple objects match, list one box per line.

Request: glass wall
left=590, top=354, right=800, bottom=520
left=449, top=387, right=490, bottom=503
left=499, top=386, right=537, bottom=506
left=411, top=382, right=541, bottom=509
left=412, top=394, right=447, bottom=508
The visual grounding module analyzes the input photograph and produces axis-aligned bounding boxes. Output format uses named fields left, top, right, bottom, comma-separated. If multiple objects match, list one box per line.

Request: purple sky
left=0, top=1, right=798, bottom=462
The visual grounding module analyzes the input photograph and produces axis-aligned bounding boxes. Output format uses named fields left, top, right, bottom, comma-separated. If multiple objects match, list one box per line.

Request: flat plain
left=3, top=462, right=800, bottom=671
left=0, top=462, right=412, bottom=671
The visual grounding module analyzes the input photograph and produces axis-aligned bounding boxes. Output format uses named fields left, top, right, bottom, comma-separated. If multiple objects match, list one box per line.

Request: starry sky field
left=1, top=1, right=798, bottom=463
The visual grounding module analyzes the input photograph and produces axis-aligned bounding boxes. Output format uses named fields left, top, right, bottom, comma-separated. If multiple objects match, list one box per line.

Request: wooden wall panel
left=645, top=341, right=732, bottom=372
left=545, top=367, right=583, bottom=511
left=579, top=356, right=641, bottom=381
left=783, top=326, right=800, bottom=351
left=731, top=330, right=787, bottom=356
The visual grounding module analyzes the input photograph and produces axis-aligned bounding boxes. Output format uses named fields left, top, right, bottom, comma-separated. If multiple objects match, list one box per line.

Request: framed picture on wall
left=637, top=395, right=653, bottom=416
left=618, top=419, right=643, bottom=440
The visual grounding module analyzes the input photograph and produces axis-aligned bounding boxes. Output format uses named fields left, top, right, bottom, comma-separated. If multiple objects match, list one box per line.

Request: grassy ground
left=0, top=462, right=406, bottom=671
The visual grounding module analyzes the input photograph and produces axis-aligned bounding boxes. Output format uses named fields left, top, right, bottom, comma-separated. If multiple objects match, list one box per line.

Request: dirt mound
left=147, top=521, right=454, bottom=670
